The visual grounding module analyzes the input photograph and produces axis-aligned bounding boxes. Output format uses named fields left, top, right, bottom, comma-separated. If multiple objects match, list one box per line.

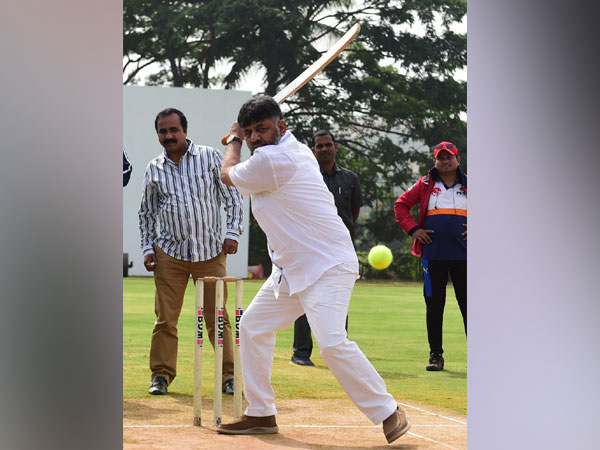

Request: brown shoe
left=383, top=407, right=410, bottom=444
left=217, top=414, right=279, bottom=435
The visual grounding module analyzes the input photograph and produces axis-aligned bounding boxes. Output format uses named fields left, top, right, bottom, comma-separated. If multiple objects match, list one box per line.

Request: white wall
left=123, top=86, right=252, bottom=277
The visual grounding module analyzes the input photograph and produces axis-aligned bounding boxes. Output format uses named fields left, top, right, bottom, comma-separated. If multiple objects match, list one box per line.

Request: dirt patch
left=124, top=396, right=465, bottom=449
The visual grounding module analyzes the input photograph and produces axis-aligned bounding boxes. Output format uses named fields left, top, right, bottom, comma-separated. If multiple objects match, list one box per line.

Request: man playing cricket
left=217, top=95, right=410, bottom=444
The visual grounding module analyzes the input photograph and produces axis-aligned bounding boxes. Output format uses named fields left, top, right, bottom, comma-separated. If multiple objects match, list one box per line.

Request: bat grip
left=221, top=134, right=230, bottom=146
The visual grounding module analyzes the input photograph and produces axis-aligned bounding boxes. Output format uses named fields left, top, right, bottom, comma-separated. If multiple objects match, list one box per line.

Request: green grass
left=124, top=278, right=466, bottom=415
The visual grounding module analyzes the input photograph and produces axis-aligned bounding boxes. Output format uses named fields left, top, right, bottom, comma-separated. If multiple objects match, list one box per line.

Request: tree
left=124, top=0, right=467, bottom=279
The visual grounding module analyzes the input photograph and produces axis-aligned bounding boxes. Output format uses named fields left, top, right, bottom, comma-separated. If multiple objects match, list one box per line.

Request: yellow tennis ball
left=368, top=245, right=393, bottom=270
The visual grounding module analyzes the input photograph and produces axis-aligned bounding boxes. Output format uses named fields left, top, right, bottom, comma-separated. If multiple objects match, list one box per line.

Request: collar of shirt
left=279, top=131, right=291, bottom=145
left=320, top=162, right=341, bottom=175
left=161, top=139, right=195, bottom=163
left=249, top=131, right=300, bottom=158
left=430, top=166, right=467, bottom=188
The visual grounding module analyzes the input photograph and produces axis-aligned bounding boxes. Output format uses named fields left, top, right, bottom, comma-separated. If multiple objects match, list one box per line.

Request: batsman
left=218, top=95, right=410, bottom=444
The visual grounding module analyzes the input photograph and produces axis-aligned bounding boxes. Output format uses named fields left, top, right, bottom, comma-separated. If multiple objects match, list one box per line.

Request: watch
left=226, top=135, right=243, bottom=145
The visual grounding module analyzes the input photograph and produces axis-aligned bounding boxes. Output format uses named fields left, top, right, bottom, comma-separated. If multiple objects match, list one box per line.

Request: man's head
left=312, top=130, right=338, bottom=167
left=155, top=108, right=188, bottom=154
left=433, top=141, right=460, bottom=174
left=237, top=95, right=286, bottom=151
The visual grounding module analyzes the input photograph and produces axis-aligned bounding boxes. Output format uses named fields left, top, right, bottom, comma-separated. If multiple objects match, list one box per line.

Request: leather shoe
left=426, top=353, right=444, bottom=371
left=222, top=378, right=234, bottom=395
left=217, top=414, right=278, bottom=435
left=383, top=407, right=410, bottom=443
left=290, top=355, right=314, bottom=366
left=149, top=376, right=168, bottom=395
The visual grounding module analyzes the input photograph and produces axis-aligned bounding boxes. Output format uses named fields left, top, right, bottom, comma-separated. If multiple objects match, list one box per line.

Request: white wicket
left=193, top=276, right=243, bottom=427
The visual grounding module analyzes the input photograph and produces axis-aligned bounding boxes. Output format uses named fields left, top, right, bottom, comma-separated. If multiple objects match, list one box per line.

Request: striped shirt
left=138, top=140, right=244, bottom=262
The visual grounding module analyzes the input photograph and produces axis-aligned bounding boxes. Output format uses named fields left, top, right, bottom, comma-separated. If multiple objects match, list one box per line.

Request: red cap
left=433, top=141, right=458, bottom=158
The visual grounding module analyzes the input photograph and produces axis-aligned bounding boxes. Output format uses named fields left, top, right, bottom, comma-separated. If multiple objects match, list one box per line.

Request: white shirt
left=229, top=131, right=358, bottom=296
left=427, top=180, right=467, bottom=214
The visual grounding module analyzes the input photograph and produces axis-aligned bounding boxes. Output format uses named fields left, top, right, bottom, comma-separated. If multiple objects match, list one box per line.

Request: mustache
left=164, top=139, right=177, bottom=144
left=250, top=136, right=279, bottom=150
left=249, top=140, right=268, bottom=150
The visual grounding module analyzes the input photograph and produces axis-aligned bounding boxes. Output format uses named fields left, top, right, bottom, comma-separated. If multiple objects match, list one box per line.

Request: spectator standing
left=394, top=141, right=467, bottom=371
left=138, top=108, right=244, bottom=395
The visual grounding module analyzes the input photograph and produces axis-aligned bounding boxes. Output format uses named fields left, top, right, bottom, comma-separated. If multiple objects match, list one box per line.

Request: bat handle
left=221, top=134, right=230, bottom=146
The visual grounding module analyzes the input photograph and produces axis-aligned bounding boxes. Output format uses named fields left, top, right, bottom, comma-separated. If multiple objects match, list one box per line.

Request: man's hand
left=222, top=238, right=238, bottom=255
left=462, top=223, right=467, bottom=241
left=221, top=122, right=244, bottom=186
left=413, top=228, right=434, bottom=244
left=144, top=253, right=158, bottom=271
left=228, top=122, right=244, bottom=141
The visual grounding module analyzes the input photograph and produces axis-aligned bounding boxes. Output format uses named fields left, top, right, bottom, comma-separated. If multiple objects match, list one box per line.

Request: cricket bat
left=221, top=23, right=361, bottom=145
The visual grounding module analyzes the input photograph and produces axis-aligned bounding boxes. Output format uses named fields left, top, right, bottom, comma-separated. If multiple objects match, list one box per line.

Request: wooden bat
left=221, top=23, right=361, bottom=145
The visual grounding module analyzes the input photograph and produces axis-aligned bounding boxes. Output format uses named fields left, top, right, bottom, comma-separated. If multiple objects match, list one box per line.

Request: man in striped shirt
left=139, top=108, right=244, bottom=396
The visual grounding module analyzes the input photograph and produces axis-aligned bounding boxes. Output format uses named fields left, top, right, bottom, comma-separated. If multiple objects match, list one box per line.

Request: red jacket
left=394, top=167, right=467, bottom=257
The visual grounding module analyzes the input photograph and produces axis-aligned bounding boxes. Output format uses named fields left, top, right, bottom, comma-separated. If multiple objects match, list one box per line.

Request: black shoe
left=426, top=353, right=444, bottom=371
left=149, top=376, right=168, bottom=395
left=290, top=355, right=314, bottom=366
left=222, top=378, right=234, bottom=395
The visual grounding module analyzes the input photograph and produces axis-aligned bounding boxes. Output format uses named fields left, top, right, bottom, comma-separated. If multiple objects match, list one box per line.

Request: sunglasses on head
left=435, top=143, right=456, bottom=151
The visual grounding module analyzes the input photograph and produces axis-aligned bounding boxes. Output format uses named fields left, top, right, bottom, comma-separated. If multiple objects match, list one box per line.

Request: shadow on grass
left=168, top=391, right=192, bottom=400
left=375, top=370, right=419, bottom=379
left=439, top=369, right=466, bottom=379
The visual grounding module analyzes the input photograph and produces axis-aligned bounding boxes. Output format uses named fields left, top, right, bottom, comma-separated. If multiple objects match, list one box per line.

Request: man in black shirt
left=291, top=130, right=363, bottom=366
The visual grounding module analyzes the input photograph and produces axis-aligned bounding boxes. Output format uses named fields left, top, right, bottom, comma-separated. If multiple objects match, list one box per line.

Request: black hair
left=237, top=95, right=283, bottom=128
left=312, top=130, right=336, bottom=146
left=155, top=108, right=188, bottom=133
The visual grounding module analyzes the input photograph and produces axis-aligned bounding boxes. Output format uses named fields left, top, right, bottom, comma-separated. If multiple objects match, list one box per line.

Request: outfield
left=123, top=277, right=466, bottom=415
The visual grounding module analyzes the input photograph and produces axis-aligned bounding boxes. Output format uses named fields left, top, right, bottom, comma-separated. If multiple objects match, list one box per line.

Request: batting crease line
left=398, top=401, right=467, bottom=425
left=123, top=424, right=463, bottom=448
left=124, top=424, right=464, bottom=429
left=407, top=430, right=459, bottom=450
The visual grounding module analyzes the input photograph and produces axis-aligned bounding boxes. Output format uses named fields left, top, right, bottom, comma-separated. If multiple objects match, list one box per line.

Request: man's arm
left=350, top=172, right=363, bottom=222
left=394, top=179, right=423, bottom=234
left=138, top=167, right=158, bottom=270
left=221, top=122, right=244, bottom=186
left=212, top=147, right=244, bottom=246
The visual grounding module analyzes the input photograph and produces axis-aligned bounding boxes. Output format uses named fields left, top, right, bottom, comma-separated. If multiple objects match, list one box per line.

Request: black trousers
left=292, top=314, right=349, bottom=358
left=422, top=259, right=467, bottom=355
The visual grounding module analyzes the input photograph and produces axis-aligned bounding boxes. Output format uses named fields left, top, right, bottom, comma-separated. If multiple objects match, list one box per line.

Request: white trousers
left=239, top=265, right=398, bottom=424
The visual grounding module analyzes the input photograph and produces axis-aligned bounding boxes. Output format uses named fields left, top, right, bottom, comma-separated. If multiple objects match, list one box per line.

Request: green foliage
left=124, top=277, right=466, bottom=414
left=123, top=0, right=467, bottom=280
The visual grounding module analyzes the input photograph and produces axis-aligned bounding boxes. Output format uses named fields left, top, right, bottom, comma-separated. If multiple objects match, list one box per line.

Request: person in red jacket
left=394, top=141, right=467, bottom=371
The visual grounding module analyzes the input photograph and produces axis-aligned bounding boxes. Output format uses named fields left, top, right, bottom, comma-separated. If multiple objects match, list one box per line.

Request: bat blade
left=221, top=24, right=361, bottom=145
left=273, top=23, right=361, bottom=104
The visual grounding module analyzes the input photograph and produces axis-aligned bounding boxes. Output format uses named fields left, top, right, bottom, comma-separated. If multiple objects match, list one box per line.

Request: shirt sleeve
left=138, top=164, right=158, bottom=255
left=210, top=148, right=244, bottom=241
left=351, top=172, right=363, bottom=209
left=394, top=178, right=423, bottom=234
left=228, top=150, right=279, bottom=195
